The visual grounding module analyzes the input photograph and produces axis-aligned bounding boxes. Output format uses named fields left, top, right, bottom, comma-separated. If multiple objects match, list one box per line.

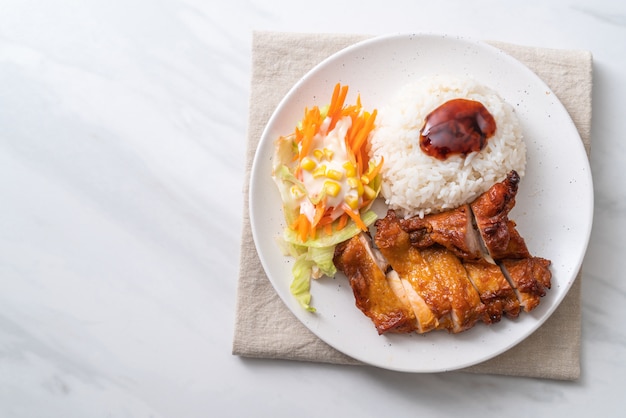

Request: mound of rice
left=368, top=75, right=526, bottom=219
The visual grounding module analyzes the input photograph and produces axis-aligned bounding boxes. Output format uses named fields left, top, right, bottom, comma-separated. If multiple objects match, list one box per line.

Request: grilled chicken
left=386, top=269, right=440, bottom=333
left=375, top=211, right=485, bottom=333
left=470, top=170, right=529, bottom=260
left=399, top=204, right=484, bottom=260
left=420, top=246, right=485, bottom=332
left=334, top=170, right=552, bottom=335
left=375, top=210, right=452, bottom=333
left=500, top=257, right=552, bottom=312
left=463, top=260, right=521, bottom=323
left=333, top=233, right=416, bottom=334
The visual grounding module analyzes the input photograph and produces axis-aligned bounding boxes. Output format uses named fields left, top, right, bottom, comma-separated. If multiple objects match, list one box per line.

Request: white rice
left=368, top=75, right=526, bottom=218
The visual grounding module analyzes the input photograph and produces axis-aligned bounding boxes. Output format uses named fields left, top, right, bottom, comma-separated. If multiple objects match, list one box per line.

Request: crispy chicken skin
left=500, top=257, right=552, bottom=312
left=375, top=211, right=485, bottom=333
left=399, top=204, right=484, bottom=260
left=386, top=269, right=439, bottom=334
left=374, top=211, right=448, bottom=332
left=333, top=233, right=416, bottom=334
left=470, top=170, right=522, bottom=259
left=463, top=260, right=521, bottom=323
left=420, top=247, right=485, bottom=333
left=333, top=171, right=552, bottom=335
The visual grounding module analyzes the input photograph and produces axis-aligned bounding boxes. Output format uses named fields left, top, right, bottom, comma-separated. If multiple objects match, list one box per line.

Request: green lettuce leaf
left=271, top=129, right=384, bottom=313
left=290, top=255, right=316, bottom=312
left=284, top=210, right=378, bottom=311
left=282, top=210, right=378, bottom=248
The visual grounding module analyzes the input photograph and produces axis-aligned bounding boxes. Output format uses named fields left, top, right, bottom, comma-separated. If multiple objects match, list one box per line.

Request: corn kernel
left=360, top=175, right=370, bottom=185
left=363, top=185, right=376, bottom=200
left=347, top=177, right=364, bottom=196
left=326, top=168, right=343, bottom=181
left=344, top=194, right=359, bottom=210
left=323, top=148, right=334, bottom=161
left=313, top=149, right=324, bottom=161
left=312, top=164, right=327, bottom=178
left=290, top=185, right=305, bottom=199
left=323, top=180, right=341, bottom=197
left=300, top=157, right=316, bottom=171
left=343, top=161, right=356, bottom=178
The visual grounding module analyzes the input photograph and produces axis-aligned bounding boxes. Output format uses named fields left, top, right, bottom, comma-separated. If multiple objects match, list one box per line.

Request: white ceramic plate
left=249, top=33, right=593, bottom=372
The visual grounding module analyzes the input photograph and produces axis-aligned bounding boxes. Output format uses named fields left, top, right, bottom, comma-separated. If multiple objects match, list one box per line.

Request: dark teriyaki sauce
left=419, top=98, right=496, bottom=160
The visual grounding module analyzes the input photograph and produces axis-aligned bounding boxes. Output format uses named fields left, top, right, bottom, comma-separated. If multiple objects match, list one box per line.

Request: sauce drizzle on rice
left=368, top=74, right=526, bottom=219
left=420, top=98, right=497, bottom=160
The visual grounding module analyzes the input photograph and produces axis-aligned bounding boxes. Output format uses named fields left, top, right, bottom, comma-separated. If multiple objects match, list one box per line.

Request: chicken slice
left=463, top=259, right=521, bottom=324
left=500, top=257, right=552, bottom=312
left=420, top=247, right=486, bottom=333
left=470, top=170, right=524, bottom=260
left=387, top=270, right=438, bottom=334
left=399, top=204, right=485, bottom=260
left=332, top=170, right=553, bottom=336
left=375, top=211, right=455, bottom=332
left=333, top=233, right=416, bottom=334
left=498, top=220, right=531, bottom=259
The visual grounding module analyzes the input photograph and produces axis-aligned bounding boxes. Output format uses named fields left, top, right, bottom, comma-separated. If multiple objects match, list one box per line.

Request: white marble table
left=0, top=0, right=624, bottom=416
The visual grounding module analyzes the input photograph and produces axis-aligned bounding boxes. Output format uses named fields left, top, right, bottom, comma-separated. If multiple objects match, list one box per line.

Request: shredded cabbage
left=276, top=210, right=378, bottom=312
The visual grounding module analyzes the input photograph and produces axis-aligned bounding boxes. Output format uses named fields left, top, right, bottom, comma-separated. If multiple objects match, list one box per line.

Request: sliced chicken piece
left=463, top=259, right=521, bottom=324
left=376, top=211, right=467, bottom=333
left=420, top=247, right=486, bottom=333
left=399, top=204, right=485, bottom=260
left=332, top=171, right=553, bottom=336
left=387, top=269, right=438, bottom=334
left=375, top=211, right=450, bottom=331
left=498, top=220, right=531, bottom=259
left=500, top=257, right=552, bottom=312
left=333, top=233, right=416, bottom=334
left=470, top=170, right=522, bottom=259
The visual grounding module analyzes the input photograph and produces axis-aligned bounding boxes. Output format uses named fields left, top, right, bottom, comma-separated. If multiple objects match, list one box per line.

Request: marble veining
left=0, top=0, right=625, bottom=416
left=573, top=5, right=626, bottom=27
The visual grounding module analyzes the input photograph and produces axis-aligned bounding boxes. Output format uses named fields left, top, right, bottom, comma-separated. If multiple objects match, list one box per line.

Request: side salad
left=272, top=83, right=383, bottom=312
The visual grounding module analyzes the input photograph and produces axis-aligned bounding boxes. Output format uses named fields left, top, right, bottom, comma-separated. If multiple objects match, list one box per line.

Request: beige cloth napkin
left=233, top=31, right=592, bottom=381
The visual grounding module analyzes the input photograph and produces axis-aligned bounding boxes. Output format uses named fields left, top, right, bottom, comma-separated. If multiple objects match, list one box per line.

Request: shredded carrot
left=336, top=213, right=349, bottom=231
left=341, top=204, right=367, bottom=231
left=347, top=115, right=364, bottom=145
left=355, top=155, right=364, bottom=180
left=327, top=84, right=349, bottom=131
left=298, top=108, right=321, bottom=160
left=312, top=200, right=327, bottom=227
left=286, top=83, right=382, bottom=242
left=363, top=156, right=384, bottom=184
left=289, top=215, right=299, bottom=231
left=301, top=215, right=310, bottom=242
left=351, top=109, right=377, bottom=155
left=290, top=213, right=311, bottom=242
left=328, top=84, right=341, bottom=115
left=360, top=147, right=370, bottom=171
